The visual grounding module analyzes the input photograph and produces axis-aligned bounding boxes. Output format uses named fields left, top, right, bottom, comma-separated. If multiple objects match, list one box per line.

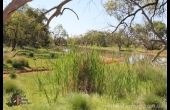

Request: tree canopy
left=3, top=0, right=167, bottom=61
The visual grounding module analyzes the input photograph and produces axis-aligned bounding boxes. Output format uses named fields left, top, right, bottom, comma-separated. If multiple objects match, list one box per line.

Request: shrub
left=12, top=59, right=20, bottom=68
left=3, top=55, right=12, bottom=64
left=9, top=72, right=17, bottom=79
left=12, top=57, right=29, bottom=68
left=50, top=53, right=55, bottom=58
left=68, top=93, right=93, bottom=110
left=3, top=81, right=22, bottom=94
left=29, top=53, right=34, bottom=57
left=143, top=95, right=164, bottom=110
left=18, top=57, right=29, bottom=67
left=154, top=81, right=167, bottom=97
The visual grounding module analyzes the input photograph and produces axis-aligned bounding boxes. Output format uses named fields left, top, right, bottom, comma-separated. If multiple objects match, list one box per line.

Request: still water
left=64, top=47, right=167, bottom=68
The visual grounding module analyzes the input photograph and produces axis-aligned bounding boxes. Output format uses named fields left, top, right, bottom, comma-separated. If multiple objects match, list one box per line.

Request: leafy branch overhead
left=3, top=0, right=79, bottom=41
left=104, top=0, right=167, bottom=62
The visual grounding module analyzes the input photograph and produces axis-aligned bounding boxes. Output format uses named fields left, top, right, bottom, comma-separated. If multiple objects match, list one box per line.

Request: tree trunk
left=11, top=39, right=17, bottom=51
left=117, top=43, right=121, bottom=51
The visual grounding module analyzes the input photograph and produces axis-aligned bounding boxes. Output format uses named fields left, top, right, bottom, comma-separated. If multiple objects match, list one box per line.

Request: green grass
left=3, top=46, right=167, bottom=110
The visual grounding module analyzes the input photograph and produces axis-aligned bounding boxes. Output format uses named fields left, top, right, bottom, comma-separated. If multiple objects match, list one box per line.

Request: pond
left=100, top=49, right=167, bottom=68
left=63, top=47, right=167, bottom=68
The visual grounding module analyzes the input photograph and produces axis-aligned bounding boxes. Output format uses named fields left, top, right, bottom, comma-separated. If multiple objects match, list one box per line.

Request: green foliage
left=12, top=59, right=20, bottom=68
left=4, top=55, right=12, bottom=64
left=53, top=24, right=68, bottom=46
left=143, top=95, right=164, bottom=110
left=3, top=81, right=22, bottom=94
left=153, top=21, right=167, bottom=37
left=3, top=47, right=167, bottom=109
left=12, top=57, right=29, bottom=68
left=68, top=93, right=93, bottom=110
left=72, top=49, right=105, bottom=94
left=49, top=53, right=55, bottom=58
left=4, top=5, right=52, bottom=49
left=9, top=72, right=17, bottom=79
left=154, top=76, right=167, bottom=97
left=29, top=53, right=34, bottom=57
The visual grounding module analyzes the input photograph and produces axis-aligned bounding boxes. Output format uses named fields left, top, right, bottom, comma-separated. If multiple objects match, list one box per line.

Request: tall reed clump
left=104, top=62, right=139, bottom=101
left=49, top=47, right=105, bottom=100
left=103, top=54, right=167, bottom=103
left=71, top=48, right=105, bottom=94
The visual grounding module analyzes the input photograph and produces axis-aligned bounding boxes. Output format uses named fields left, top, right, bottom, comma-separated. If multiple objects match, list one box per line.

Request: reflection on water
left=65, top=47, right=167, bottom=68
left=128, top=53, right=167, bottom=68
left=98, top=49, right=167, bottom=68
left=129, top=54, right=145, bottom=64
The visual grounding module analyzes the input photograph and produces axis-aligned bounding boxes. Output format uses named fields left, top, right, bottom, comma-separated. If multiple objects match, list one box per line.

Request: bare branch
left=152, top=45, right=166, bottom=62
left=159, top=1, right=167, bottom=10
left=133, top=1, right=167, bottom=45
left=151, top=0, right=158, bottom=20
left=27, top=8, right=56, bottom=25
left=36, top=8, right=49, bottom=22
left=91, top=0, right=100, bottom=13
left=129, top=15, right=135, bottom=27
left=107, top=23, right=116, bottom=27
left=26, top=0, right=79, bottom=41
left=110, top=1, right=159, bottom=34
left=61, top=8, right=79, bottom=20
left=82, top=0, right=92, bottom=14
left=3, top=0, right=32, bottom=23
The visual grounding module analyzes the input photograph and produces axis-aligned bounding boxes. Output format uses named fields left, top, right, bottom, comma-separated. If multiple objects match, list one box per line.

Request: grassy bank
left=3, top=47, right=167, bottom=110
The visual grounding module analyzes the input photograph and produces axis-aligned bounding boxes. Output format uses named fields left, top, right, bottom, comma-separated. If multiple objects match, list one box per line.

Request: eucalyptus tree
left=4, top=11, right=30, bottom=50
left=111, top=29, right=124, bottom=51
left=132, top=20, right=166, bottom=51
left=4, top=4, right=52, bottom=50
left=104, top=0, right=167, bottom=61
left=52, top=24, right=68, bottom=46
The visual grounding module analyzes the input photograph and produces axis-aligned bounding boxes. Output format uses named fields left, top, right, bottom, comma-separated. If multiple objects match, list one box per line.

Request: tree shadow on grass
left=13, top=66, right=33, bottom=72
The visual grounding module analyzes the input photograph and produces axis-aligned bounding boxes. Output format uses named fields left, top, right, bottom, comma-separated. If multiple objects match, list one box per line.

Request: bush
left=68, top=93, right=93, bottom=110
left=12, top=59, right=20, bottom=68
left=154, top=82, right=167, bottom=97
left=9, top=72, right=17, bottom=79
left=3, top=55, right=12, bottom=64
left=18, top=57, right=29, bottom=67
left=3, top=81, right=22, bottom=94
left=143, top=95, right=164, bottom=110
left=49, top=53, right=55, bottom=58
left=12, top=57, right=29, bottom=68
left=29, top=53, right=34, bottom=57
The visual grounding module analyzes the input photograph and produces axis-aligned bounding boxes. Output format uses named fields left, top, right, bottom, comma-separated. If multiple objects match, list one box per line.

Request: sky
left=3, top=0, right=167, bottom=37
